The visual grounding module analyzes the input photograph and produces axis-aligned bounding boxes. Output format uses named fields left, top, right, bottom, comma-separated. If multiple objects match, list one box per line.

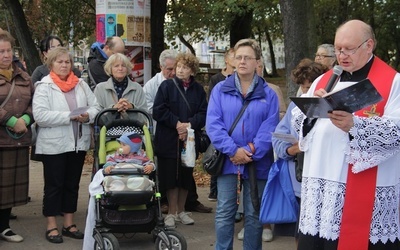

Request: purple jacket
left=206, top=73, right=279, bottom=180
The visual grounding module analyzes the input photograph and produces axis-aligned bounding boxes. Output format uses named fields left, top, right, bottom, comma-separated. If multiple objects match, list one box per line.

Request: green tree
left=314, top=0, right=400, bottom=70
left=280, top=0, right=316, bottom=98
left=253, top=0, right=282, bottom=77
left=40, top=0, right=96, bottom=45
left=1, top=0, right=41, bottom=74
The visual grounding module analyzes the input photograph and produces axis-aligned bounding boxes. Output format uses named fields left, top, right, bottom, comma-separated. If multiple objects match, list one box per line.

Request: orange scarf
left=50, top=71, right=79, bottom=92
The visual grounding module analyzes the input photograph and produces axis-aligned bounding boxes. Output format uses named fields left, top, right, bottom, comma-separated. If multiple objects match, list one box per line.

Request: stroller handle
left=93, top=108, right=153, bottom=132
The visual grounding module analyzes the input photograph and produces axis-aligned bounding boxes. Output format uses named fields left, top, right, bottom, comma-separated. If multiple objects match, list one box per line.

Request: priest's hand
left=328, top=110, right=354, bottom=132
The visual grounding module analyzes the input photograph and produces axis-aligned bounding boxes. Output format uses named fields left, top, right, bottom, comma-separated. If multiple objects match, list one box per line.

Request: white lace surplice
left=296, top=74, right=400, bottom=244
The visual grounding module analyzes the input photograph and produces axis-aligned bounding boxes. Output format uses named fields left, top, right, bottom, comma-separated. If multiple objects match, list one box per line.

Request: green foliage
left=314, top=0, right=400, bottom=70
left=18, top=0, right=96, bottom=49
left=40, top=0, right=96, bottom=45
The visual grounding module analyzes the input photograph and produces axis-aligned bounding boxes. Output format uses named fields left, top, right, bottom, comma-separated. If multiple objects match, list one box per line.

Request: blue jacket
left=206, top=73, right=279, bottom=179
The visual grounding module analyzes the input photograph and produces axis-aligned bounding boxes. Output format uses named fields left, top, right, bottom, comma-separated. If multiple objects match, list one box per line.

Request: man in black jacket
left=87, top=36, right=125, bottom=90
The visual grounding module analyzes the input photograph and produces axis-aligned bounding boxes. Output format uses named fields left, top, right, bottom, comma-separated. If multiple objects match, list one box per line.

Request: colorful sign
left=95, top=0, right=151, bottom=85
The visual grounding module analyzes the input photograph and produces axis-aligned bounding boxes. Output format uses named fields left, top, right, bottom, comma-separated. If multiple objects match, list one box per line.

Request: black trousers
left=298, top=232, right=400, bottom=250
left=42, top=151, right=86, bottom=216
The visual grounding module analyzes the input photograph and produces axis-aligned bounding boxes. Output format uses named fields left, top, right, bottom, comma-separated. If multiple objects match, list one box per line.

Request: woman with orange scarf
left=32, top=47, right=101, bottom=244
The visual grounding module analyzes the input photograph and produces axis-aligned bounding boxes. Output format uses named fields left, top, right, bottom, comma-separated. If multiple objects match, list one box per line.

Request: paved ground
left=2, top=160, right=296, bottom=250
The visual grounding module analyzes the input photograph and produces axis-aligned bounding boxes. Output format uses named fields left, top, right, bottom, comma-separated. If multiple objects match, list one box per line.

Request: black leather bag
left=196, top=130, right=210, bottom=153
left=202, top=144, right=224, bottom=176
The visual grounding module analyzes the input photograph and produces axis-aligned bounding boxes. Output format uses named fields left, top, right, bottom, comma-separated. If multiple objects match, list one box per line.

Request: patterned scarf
left=50, top=71, right=79, bottom=92
left=234, top=72, right=258, bottom=97
left=112, top=76, right=128, bottom=99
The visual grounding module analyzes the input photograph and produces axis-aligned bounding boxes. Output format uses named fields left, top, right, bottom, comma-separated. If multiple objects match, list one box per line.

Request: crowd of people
left=1, top=18, right=400, bottom=250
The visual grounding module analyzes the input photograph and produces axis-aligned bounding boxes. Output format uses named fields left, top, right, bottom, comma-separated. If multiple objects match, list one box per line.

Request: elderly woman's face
left=52, top=53, right=71, bottom=79
left=0, top=40, right=13, bottom=70
left=111, top=59, right=128, bottom=81
left=315, top=48, right=335, bottom=69
left=175, top=61, right=193, bottom=81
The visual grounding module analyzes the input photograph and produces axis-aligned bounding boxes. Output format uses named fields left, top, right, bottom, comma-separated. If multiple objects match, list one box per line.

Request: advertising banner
left=95, top=0, right=151, bottom=85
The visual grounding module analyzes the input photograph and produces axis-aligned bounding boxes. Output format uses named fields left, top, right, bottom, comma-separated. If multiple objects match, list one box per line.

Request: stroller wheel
left=94, top=233, right=120, bottom=250
left=155, top=230, right=187, bottom=250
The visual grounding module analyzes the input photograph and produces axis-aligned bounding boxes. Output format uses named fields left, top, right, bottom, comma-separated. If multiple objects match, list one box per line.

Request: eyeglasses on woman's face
left=315, top=54, right=334, bottom=59
left=234, top=55, right=257, bottom=62
left=334, top=39, right=369, bottom=56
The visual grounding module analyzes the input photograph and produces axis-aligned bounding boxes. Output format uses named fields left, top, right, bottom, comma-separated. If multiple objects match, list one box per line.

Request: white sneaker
left=237, top=227, right=244, bottom=241
left=262, top=228, right=273, bottom=242
left=176, top=211, right=194, bottom=225
left=164, top=214, right=176, bottom=228
left=0, top=228, right=23, bottom=243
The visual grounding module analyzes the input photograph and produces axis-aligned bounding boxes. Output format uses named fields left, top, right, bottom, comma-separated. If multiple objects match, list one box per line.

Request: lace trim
left=291, top=107, right=303, bottom=135
left=347, top=116, right=400, bottom=173
left=299, top=177, right=400, bottom=244
left=292, top=107, right=311, bottom=151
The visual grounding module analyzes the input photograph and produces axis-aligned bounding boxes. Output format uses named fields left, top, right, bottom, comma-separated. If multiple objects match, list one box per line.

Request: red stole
left=315, top=57, right=397, bottom=249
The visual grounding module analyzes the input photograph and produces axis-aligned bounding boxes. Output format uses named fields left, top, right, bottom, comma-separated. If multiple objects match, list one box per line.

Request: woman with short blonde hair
left=94, top=53, right=147, bottom=122
left=103, top=53, right=133, bottom=76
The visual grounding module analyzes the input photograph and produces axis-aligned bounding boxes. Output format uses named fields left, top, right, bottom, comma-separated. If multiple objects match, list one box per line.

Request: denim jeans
left=215, top=174, right=266, bottom=250
left=210, top=175, right=218, bottom=195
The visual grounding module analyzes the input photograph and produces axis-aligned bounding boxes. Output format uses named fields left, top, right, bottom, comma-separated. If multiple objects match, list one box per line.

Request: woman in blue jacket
left=206, top=39, right=279, bottom=250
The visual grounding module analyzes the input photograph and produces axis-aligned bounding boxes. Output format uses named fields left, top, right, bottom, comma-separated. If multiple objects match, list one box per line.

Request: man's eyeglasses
left=235, top=55, right=257, bottom=62
left=334, top=39, right=369, bottom=56
left=315, top=54, right=334, bottom=59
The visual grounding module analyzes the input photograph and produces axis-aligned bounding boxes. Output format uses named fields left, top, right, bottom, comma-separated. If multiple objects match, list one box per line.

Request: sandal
left=62, top=224, right=84, bottom=239
left=45, top=228, right=63, bottom=244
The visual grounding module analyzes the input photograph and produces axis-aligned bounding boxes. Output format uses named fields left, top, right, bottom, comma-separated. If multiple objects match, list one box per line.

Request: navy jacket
left=153, top=76, right=207, bottom=158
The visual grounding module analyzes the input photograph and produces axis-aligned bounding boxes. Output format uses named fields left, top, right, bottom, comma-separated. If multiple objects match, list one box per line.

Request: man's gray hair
left=159, top=49, right=178, bottom=67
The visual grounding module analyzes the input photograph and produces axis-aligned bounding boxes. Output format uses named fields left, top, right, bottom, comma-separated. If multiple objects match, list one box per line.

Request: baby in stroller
left=103, top=132, right=155, bottom=175
left=83, top=109, right=187, bottom=250
left=83, top=132, right=156, bottom=249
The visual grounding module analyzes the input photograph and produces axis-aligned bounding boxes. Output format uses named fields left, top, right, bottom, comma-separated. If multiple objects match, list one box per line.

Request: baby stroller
left=90, top=108, right=187, bottom=250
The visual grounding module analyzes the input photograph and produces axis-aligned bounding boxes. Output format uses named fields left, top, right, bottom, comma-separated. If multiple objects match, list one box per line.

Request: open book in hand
left=290, top=79, right=383, bottom=118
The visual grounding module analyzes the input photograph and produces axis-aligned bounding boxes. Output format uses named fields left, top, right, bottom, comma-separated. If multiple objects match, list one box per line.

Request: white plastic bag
left=181, top=128, right=196, bottom=167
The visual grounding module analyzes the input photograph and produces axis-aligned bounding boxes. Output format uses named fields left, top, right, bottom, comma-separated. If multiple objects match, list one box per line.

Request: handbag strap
left=172, top=78, right=192, bottom=113
left=173, top=77, right=249, bottom=135
left=0, top=79, right=16, bottom=109
left=228, top=100, right=250, bottom=135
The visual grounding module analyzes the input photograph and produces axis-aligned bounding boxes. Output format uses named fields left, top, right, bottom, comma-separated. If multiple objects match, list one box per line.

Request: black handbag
left=202, top=100, right=250, bottom=176
left=172, top=78, right=210, bottom=153
left=196, top=129, right=211, bottom=153
left=202, top=144, right=224, bottom=175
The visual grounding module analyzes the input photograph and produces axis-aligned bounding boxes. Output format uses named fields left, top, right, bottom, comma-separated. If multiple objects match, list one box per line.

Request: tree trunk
left=2, top=0, right=41, bottom=75
left=178, top=35, right=196, bottom=55
left=151, top=0, right=167, bottom=76
left=265, top=28, right=278, bottom=77
left=280, top=0, right=315, bottom=99
left=229, top=8, right=253, bottom=48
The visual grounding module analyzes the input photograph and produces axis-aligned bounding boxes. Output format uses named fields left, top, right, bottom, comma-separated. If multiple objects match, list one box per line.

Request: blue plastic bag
left=259, top=158, right=299, bottom=224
